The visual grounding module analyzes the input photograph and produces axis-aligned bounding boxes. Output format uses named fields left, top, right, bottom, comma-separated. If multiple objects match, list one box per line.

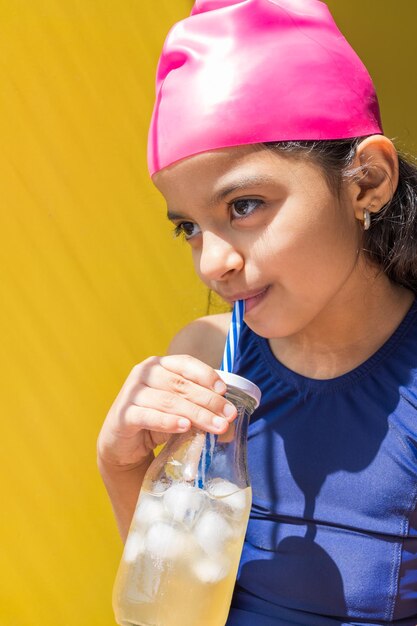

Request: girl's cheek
left=262, top=218, right=351, bottom=282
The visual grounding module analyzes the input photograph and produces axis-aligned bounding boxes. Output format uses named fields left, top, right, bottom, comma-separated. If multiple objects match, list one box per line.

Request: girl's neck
left=268, top=275, right=415, bottom=380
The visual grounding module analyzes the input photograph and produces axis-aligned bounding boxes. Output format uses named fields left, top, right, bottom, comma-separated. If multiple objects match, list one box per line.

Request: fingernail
left=214, top=380, right=226, bottom=394
left=178, top=418, right=190, bottom=430
left=212, top=416, right=227, bottom=430
left=223, top=403, right=235, bottom=418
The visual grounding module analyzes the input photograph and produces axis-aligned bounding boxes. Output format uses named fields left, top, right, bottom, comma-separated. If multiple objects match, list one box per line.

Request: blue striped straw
left=220, top=299, right=245, bottom=373
left=197, top=300, right=245, bottom=487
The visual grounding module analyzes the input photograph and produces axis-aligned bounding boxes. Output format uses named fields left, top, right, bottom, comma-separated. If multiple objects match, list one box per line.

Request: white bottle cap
left=215, top=370, right=261, bottom=408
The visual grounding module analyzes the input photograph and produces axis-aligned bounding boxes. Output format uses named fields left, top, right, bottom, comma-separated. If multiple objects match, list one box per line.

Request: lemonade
left=113, top=480, right=252, bottom=626
left=113, top=371, right=261, bottom=626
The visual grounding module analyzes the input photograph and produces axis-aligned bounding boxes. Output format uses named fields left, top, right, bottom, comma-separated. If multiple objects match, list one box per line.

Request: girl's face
left=153, top=144, right=368, bottom=339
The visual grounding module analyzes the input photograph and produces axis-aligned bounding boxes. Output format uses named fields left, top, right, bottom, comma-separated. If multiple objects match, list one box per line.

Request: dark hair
left=263, top=138, right=417, bottom=294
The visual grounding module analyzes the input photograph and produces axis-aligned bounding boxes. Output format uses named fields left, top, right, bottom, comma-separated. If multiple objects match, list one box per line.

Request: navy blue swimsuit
left=227, top=299, right=417, bottom=625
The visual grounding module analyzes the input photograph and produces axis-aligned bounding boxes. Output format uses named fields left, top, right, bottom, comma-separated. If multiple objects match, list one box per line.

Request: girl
left=98, top=1, right=417, bottom=624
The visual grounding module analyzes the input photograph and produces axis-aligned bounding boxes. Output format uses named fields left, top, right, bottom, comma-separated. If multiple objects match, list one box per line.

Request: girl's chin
left=244, top=308, right=302, bottom=340
left=243, top=311, right=278, bottom=338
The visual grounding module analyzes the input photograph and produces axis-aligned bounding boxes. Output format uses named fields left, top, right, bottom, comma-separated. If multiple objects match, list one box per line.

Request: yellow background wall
left=0, top=2, right=415, bottom=625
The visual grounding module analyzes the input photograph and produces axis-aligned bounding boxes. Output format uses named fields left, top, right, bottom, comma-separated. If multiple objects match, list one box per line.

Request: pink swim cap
left=147, top=0, right=383, bottom=176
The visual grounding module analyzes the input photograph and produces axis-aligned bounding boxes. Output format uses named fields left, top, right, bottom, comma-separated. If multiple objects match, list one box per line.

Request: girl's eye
left=173, top=221, right=201, bottom=240
left=230, top=198, right=263, bottom=218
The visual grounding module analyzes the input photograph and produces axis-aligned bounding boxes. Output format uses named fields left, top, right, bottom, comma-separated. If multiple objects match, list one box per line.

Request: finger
left=159, top=354, right=227, bottom=394
left=131, top=387, right=232, bottom=434
left=121, top=356, right=236, bottom=431
left=122, top=357, right=162, bottom=397
left=122, top=356, right=226, bottom=401
left=121, top=403, right=192, bottom=434
left=139, top=365, right=236, bottom=424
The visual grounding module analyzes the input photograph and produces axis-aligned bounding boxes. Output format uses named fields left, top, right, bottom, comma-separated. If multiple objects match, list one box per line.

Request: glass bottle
left=113, top=371, right=261, bottom=626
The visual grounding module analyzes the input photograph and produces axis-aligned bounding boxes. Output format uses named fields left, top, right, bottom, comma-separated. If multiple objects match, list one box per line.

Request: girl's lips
left=243, top=287, right=269, bottom=313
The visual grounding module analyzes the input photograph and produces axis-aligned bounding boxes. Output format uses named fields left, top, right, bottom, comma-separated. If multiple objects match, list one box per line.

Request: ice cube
left=207, top=479, right=248, bottom=519
left=152, top=480, right=170, bottom=494
left=163, top=483, right=206, bottom=527
left=134, top=493, right=165, bottom=528
left=192, top=554, right=231, bottom=584
left=124, top=530, right=146, bottom=563
left=145, top=521, right=189, bottom=561
left=194, top=509, right=233, bottom=555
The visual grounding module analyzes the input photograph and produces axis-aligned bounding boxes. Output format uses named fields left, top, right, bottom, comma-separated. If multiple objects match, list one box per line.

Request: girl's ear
left=347, top=135, right=399, bottom=221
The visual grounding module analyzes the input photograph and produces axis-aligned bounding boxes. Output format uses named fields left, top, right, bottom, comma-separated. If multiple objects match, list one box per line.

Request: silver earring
left=363, top=208, right=371, bottom=231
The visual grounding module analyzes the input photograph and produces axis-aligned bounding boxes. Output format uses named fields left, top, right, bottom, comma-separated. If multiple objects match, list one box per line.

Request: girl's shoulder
left=167, top=313, right=231, bottom=368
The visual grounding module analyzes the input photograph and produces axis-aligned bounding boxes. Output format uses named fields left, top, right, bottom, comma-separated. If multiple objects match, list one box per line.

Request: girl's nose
left=198, top=231, right=244, bottom=281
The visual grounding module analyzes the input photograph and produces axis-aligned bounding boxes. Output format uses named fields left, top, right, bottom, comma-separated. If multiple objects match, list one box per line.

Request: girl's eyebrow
left=166, top=174, right=275, bottom=221
left=210, top=174, right=275, bottom=205
left=167, top=209, right=186, bottom=221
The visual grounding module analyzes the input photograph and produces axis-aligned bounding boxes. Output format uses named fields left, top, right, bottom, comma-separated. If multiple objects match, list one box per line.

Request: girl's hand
left=97, top=355, right=237, bottom=469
